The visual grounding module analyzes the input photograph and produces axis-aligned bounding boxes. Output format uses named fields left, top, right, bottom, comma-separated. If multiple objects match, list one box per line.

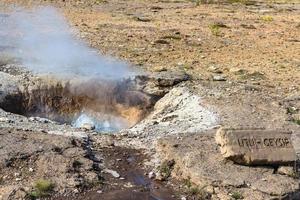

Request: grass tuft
left=231, top=191, right=244, bottom=199
left=28, top=179, right=54, bottom=199
left=260, top=15, right=274, bottom=22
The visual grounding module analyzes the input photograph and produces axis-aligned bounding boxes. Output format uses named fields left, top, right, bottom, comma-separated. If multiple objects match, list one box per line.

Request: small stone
left=14, top=173, right=20, bottom=177
left=206, top=185, right=215, bottom=194
left=81, top=123, right=95, bottom=131
left=97, top=190, right=103, bottom=194
left=103, top=169, right=120, bottom=178
left=208, top=66, right=222, bottom=73
left=181, top=196, right=187, bottom=200
left=29, top=168, right=34, bottom=172
left=154, top=39, right=170, bottom=45
left=15, top=178, right=22, bottom=181
left=134, top=16, right=151, bottom=22
left=148, top=171, right=156, bottom=179
left=212, top=75, right=226, bottom=81
left=153, top=66, right=167, bottom=72
left=73, top=189, right=79, bottom=193
left=277, top=166, right=295, bottom=176
left=0, top=117, right=12, bottom=123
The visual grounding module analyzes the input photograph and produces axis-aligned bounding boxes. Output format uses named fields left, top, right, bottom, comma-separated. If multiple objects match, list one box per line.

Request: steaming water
left=0, top=6, right=137, bottom=132
left=72, top=112, right=129, bottom=133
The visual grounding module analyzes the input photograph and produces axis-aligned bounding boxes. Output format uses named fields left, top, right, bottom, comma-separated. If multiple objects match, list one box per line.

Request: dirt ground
left=0, top=0, right=300, bottom=199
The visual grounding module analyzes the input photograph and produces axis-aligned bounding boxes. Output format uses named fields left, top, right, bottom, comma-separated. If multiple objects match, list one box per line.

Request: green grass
left=260, top=15, right=274, bottom=22
left=159, top=160, right=175, bottom=179
left=209, top=24, right=222, bottom=36
left=292, top=119, right=300, bottom=125
left=227, top=0, right=250, bottom=3
left=29, top=179, right=54, bottom=199
left=232, top=191, right=244, bottom=199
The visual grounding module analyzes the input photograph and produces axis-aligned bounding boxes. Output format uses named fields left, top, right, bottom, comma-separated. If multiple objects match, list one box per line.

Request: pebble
left=97, top=190, right=103, bottom=194
left=14, top=172, right=20, bottom=177
left=80, top=123, right=95, bottom=131
left=148, top=171, right=156, bottom=179
left=213, top=75, right=226, bottom=81
left=103, top=169, right=120, bottom=178
left=0, top=117, right=13, bottom=123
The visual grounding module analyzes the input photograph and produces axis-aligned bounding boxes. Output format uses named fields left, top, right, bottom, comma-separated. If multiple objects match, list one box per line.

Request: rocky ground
left=0, top=0, right=300, bottom=200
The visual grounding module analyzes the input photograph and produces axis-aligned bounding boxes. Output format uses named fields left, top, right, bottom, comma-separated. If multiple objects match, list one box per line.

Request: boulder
left=215, top=127, right=297, bottom=165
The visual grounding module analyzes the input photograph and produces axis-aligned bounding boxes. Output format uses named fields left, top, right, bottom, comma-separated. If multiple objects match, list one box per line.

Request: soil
left=0, top=0, right=299, bottom=200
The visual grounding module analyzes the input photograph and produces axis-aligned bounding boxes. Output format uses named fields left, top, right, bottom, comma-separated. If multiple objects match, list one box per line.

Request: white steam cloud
left=0, top=6, right=133, bottom=79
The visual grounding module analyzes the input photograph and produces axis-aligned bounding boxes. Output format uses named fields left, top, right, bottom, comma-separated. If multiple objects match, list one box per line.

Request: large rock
left=156, top=131, right=300, bottom=200
left=215, top=127, right=297, bottom=165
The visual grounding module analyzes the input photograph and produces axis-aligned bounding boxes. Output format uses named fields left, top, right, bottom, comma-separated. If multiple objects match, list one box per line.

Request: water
left=72, top=112, right=129, bottom=133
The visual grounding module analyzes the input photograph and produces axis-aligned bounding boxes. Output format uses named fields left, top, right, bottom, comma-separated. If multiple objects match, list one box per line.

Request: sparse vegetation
left=292, top=119, right=300, bottom=125
left=209, top=24, right=222, bottom=36
left=29, top=179, right=54, bottom=199
left=184, top=177, right=193, bottom=188
left=159, top=160, right=175, bottom=180
left=287, top=107, right=297, bottom=114
left=227, top=0, right=250, bottom=4
left=191, top=0, right=213, bottom=5
left=260, top=15, right=274, bottom=22
left=231, top=191, right=244, bottom=199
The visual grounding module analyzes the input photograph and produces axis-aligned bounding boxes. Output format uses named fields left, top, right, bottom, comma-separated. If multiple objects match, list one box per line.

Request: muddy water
left=54, top=147, right=177, bottom=200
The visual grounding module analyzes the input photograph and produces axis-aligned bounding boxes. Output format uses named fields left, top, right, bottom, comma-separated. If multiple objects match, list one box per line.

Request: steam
left=72, top=112, right=129, bottom=132
left=1, top=6, right=133, bottom=79
left=0, top=6, right=143, bottom=132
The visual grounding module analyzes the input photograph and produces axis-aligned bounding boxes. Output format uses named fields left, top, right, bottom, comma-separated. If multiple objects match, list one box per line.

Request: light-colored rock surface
left=157, top=131, right=300, bottom=199
left=124, top=87, right=218, bottom=145
left=215, top=127, right=297, bottom=165
left=277, top=166, right=295, bottom=177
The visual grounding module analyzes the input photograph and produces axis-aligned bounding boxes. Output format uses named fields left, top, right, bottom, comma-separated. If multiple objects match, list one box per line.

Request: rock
left=208, top=66, right=222, bottom=73
left=103, top=169, right=120, bottom=178
left=215, top=127, right=297, bottom=165
left=133, top=16, right=151, bottom=22
left=28, top=117, right=54, bottom=124
left=277, top=166, right=295, bottom=177
left=154, top=39, right=170, bottom=45
left=0, top=117, right=12, bottom=123
left=81, top=123, right=95, bottom=131
left=157, top=131, right=300, bottom=199
left=251, top=174, right=299, bottom=196
left=148, top=171, right=155, bottom=179
left=212, top=75, right=226, bottom=81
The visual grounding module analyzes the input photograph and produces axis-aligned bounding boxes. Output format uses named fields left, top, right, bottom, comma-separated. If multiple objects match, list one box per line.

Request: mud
left=54, top=147, right=177, bottom=200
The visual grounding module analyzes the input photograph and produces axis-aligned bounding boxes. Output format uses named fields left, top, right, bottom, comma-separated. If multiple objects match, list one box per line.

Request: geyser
left=0, top=6, right=153, bottom=132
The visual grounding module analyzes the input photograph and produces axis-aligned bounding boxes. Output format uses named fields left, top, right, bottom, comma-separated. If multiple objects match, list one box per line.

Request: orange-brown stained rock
left=215, top=127, right=297, bottom=165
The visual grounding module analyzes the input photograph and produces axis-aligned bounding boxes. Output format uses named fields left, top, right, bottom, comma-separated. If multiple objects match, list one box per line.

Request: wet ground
left=54, top=147, right=177, bottom=200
